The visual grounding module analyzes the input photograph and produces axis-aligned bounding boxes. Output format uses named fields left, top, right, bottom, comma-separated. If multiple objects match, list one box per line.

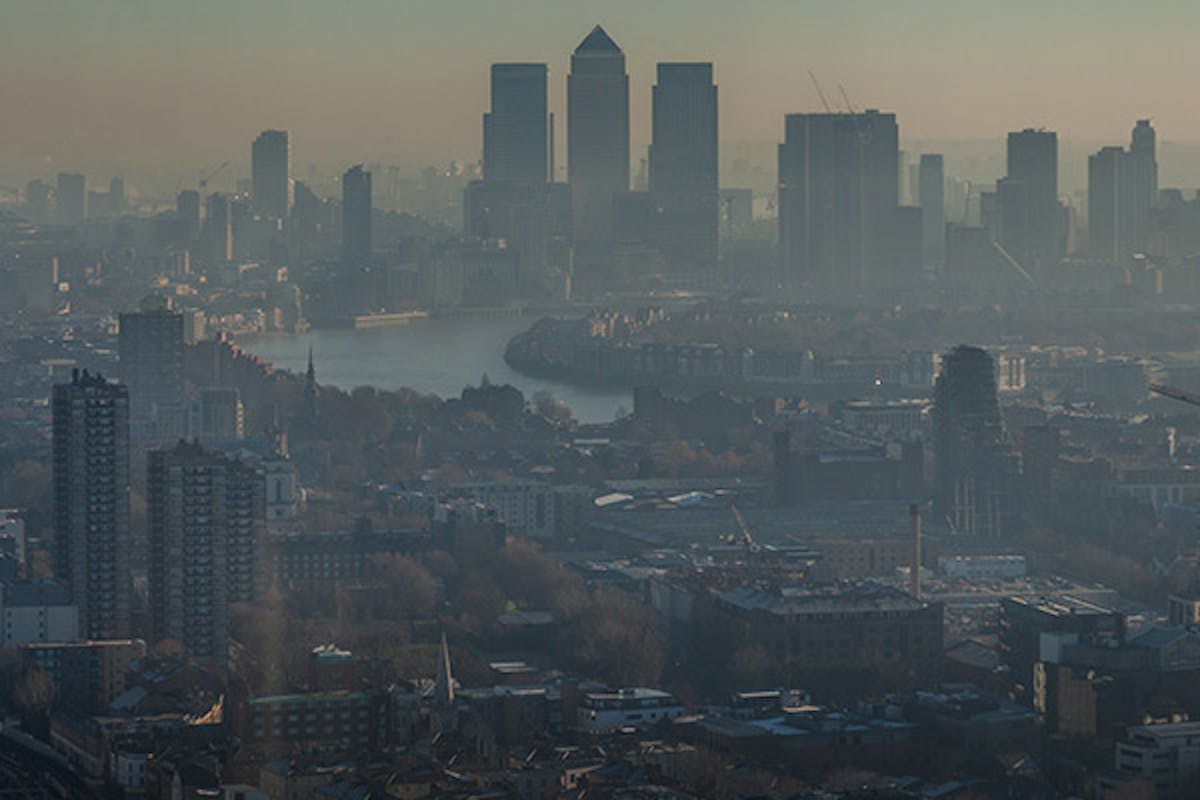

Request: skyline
left=4, top=0, right=1200, bottom=179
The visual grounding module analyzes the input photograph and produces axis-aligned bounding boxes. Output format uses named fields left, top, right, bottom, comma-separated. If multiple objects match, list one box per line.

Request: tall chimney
left=909, top=503, right=922, bottom=599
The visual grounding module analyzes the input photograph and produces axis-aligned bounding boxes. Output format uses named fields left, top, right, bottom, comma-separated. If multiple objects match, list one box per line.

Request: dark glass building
left=649, top=62, right=719, bottom=272
left=342, top=164, right=372, bottom=267
left=568, top=25, right=629, bottom=252
left=251, top=129, right=290, bottom=219
left=484, top=63, right=550, bottom=184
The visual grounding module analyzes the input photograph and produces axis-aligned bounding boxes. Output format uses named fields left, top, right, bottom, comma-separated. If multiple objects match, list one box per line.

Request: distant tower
left=177, top=190, right=201, bottom=239
left=649, top=62, right=719, bottom=272
left=1002, top=129, right=1059, bottom=266
left=918, top=154, right=945, bottom=273
left=205, top=193, right=234, bottom=262
left=568, top=25, right=630, bottom=253
left=1129, top=119, right=1157, bottom=254
left=304, top=346, right=319, bottom=419
left=53, top=370, right=132, bottom=639
left=56, top=173, right=87, bottom=224
left=932, top=346, right=1017, bottom=537
left=109, top=177, right=125, bottom=213
left=251, top=130, right=290, bottom=219
left=431, top=632, right=457, bottom=734
left=1088, top=146, right=1130, bottom=260
left=484, top=64, right=551, bottom=184
left=778, top=111, right=899, bottom=291
left=342, top=164, right=372, bottom=267
left=118, top=297, right=185, bottom=424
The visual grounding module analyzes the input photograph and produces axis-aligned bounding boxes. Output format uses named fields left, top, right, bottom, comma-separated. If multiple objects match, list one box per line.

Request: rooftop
left=575, top=25, right=622, bottom=54
left=719, top=582, right=929, bottom=616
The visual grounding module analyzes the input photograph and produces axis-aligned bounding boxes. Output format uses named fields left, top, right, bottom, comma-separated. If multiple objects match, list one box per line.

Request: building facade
left=52, top=370, right=132, bottom=639
left=342, top=164, right=372, bottom=267
left=778, top=111, right=900, bottom=291
left=568, top=25, right=630, bottom=253
left=918, top=154, right=945, bottom=273
left=251, top=129, right=290, bottom=219
left=932, top=345, right=1019, bottom=537
left=484, top=64, right=551, bottom=184
left=1001, top=128, right=1058, bottom=266
left=148, top=441, right=266, bottom=665
left=649, top=62, right=719, bottom=273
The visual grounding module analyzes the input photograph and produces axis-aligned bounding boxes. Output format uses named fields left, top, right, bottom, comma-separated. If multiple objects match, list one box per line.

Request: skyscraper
left=1088, top=145, right=1131, bottom=260
left=649, top=62, right=719, bottom=271
left=1129, top=119, right=1157, bottom=254
left=148, top=441, right=266, bottom=665
left=109, top=177, right=125, bottom=214
left=568, top=25, right=629, bottom=252
left=778, top=110, right=899, bottom=290
left=25, top=179, right=51, bottom=220
left=918, top=154, right=945, bottom=273
left=484, top=64, right=550, bottom=184
left=56, top=173, right=87, bottom=224
left=1088, top=120, right=1158, bottom=261
left=177, top=189, right=201, bottom=238
left=1002, top=129, right=1058, bottom=265
left=932, top=346, right=1017, bottom=538
left=252, top=130, right=290, bottom=219
left=118, top=297, right=185, bottom=422
left=342, top=164, right=372, bottom=266
left=52, top=370, right=132, bottom=639
left=205, top=193, right=233, bottom=262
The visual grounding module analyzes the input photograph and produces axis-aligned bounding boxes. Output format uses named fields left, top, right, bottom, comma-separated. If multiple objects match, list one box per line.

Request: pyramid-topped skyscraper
left=568, top=25, right=629, bottom=258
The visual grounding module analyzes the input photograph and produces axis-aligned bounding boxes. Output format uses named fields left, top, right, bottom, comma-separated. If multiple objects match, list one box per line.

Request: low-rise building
left=706, top=582, right=944, bottom=695
left=577, top=688, right=684, bottom=733
left=267, top=527, right=424, bottom=588
left=21, top=639, right=147, bottom=713
left=939, top=554, right=1027, bottom=580
left=1102, top=721, right=1200, bottom=800
left=233, top=689, right=387, bottom=753
left=455, top=478, right=557, bottom=538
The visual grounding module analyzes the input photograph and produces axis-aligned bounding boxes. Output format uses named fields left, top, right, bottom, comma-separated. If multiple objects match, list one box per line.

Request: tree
left=532, top=391, right=573, bottom=425
left=11, top=664, right=54, bottom=738
left=371, top=555, right=438, bottom=619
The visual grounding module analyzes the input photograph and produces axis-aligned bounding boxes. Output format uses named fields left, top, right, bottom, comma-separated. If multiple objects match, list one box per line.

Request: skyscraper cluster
left=466, top=26, right=720, bottom=283
left=148, top=441, right=266, bottom=665
left=49, top=303, right=278, bottom=664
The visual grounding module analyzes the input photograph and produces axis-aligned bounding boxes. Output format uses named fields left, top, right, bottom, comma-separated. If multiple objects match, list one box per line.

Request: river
left=240, top=315, right=630, bottom=424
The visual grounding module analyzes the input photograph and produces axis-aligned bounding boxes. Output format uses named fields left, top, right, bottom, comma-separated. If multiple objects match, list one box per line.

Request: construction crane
left=808, top=71, right=834, bottom=113
left=837, top=84, right=857, bottom=114
left=1150, top=382, right=1200, bottom=408
left=198, top=161, right=229, bottom=192
left=728, top=503, right=759, bottom=552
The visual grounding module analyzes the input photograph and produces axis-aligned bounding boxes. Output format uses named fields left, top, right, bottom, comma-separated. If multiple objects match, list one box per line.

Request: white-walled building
left=456, top=478, right=557, bottom=537
left=1102, top=721, right=1200, bottom=800
left=0, top=580, right=79, bottom=646
left=577, top=688, right=685, bottom=733
left=938, top=554, right=1027, bottom=580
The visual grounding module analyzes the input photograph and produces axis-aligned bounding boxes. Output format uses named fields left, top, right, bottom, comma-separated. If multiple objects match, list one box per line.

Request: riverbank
left=239, top=314, right=631, bottom=424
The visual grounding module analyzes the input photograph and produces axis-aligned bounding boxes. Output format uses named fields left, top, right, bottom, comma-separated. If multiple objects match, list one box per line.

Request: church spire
left=435, top=631, right=454, bottom=707
left=304, top=346, right=318, bottom=418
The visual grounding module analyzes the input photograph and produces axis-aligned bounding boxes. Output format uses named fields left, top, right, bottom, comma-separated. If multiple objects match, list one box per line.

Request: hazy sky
left=4, top=0, right=1198, bottom=180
